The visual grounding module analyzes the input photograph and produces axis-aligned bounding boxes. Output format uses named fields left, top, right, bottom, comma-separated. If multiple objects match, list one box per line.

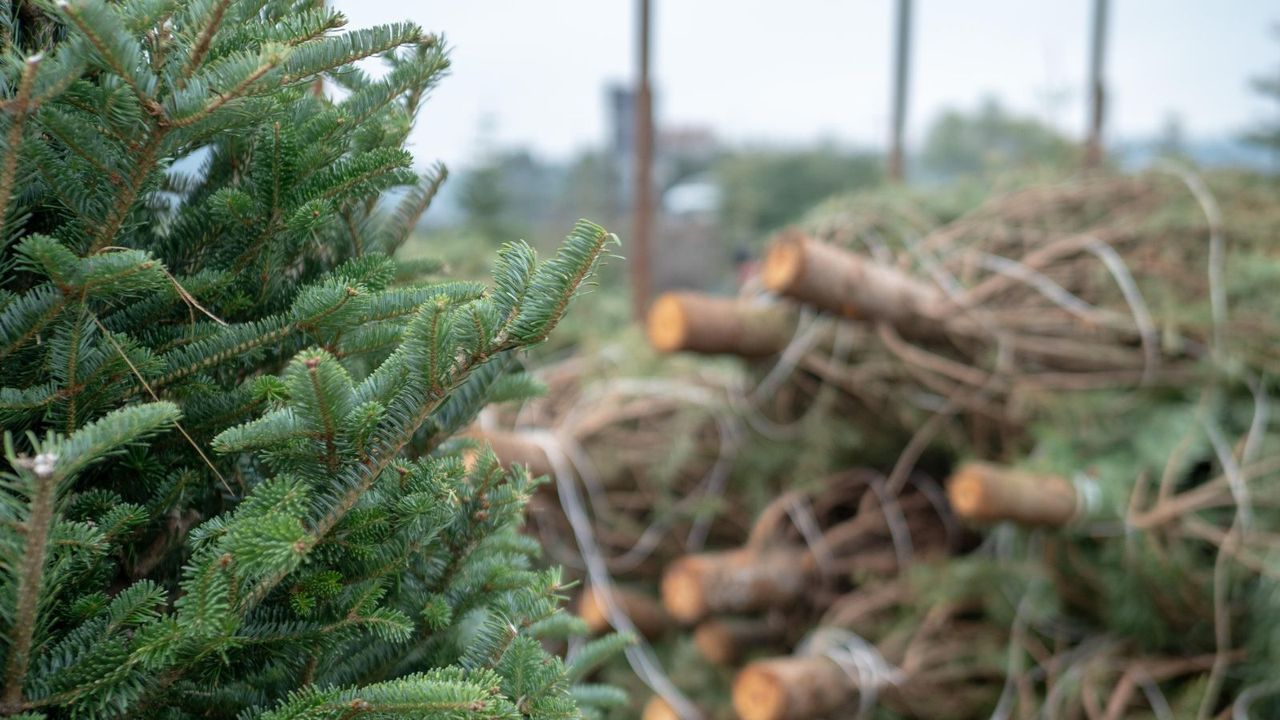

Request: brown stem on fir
left=90, top=130, right=165, bottom=253
left=1, top=461, right=59, bottom=710
left=0, top=55, right=40, bottom=236
left=305, top=358, right=340, bottom=470
left=180, top=0, right=232, bottom=84
left=171, top=59, right=278, bottom=128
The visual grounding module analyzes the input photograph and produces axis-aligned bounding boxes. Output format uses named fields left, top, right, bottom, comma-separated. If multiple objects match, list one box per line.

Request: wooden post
left=630, top=0, right=655, bottom=320
left=661, top=547, right=813, bottom=624
left=694, top=618, right=784, bottom=666
left=946, top=461, right=1078, bottom=527
left=1084, top=0, right=1109, bottom=167
left=733, top=656, right=857, bottom=720
left=461, top=428, right=553, bottom=478
left=578, top=585, right=670, bottom=640
left=761, top=230, right=952, bottom=340
left=887, top=0, right=912, bottom=183
left=647, top=292, right=796, bottom=357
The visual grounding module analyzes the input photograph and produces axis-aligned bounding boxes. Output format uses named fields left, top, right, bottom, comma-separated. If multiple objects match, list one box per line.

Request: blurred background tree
left=1245, top=24, right=1280, bottom=162
left=919, top=97, right=1075, bottom=180
left=714, top=146, right=883, bottom=249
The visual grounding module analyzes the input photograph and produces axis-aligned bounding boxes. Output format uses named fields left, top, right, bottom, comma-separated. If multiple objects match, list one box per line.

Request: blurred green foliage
left=714, top=146, right=883, bottom=247
left=920, top=98, right=1075, bottom=180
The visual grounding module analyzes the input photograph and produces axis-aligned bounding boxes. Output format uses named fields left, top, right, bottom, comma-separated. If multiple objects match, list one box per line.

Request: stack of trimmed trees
left=632, top=172, right=1280, bottom=718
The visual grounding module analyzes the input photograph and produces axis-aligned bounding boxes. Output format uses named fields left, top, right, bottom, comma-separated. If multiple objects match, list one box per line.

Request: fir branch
left=0, top=54, right=40, bottom=237
left=57, top=0, right=163, bottom=117
left=88, top=129, right=164, bottom=253
left=179, top=0, right=233, bottom=84
left=0, top=447, right=58, bottom=711
left=170, top=54, right=280, bottom=128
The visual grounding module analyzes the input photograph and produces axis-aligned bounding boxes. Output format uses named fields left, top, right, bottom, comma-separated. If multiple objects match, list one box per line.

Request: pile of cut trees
left=629, top=171, right=1280, bottom=718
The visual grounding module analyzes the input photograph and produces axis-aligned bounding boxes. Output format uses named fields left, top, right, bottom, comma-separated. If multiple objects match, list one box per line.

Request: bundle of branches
left=659, top=469, right=966, bottom=663
left=645, top=187, right=978, bottom=456
left=943, top=385, right=1280, bottom=717
left=758, top=171, right=1280, bottom=444
left=460, top=357, right=761, bottom=584
left=730, top=561, right=1012, bottom=720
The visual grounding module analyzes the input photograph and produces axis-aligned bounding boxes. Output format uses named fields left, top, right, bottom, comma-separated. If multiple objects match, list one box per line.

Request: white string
left=1233, top=681, right=1280, bottom=720
left=524, top=430, right=704, bottom=720
left=1085, top=237, right=1160, bottom=386
left=1070, top=470, right=1104, bottom=525
left=1201, top=417, right=1252, bottom=532
left=975, top=251, right=1117, bottom=325
left=910, top=473, right=963, bottom=549
left=868, top=476, right=914, bottom=568
left=783, top=495, right=834, bottom=576
left=1135, top=668, right=1175, bottom=720
left=800, top=627, right=905, bottom=718
left=988, top=591, right=1035, bottom=720
left=1156, top=160, right=1227, bottom=362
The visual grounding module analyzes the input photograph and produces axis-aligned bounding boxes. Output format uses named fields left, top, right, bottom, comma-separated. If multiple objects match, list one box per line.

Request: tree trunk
left=733, top=655, right=858, bottom=720
left=661, top=547, right=813, bottom=623
left=762, top=230, right=957, bottom=341
left=647, top=291, right=796, bottom=357
left=947, top=461, right=1078, bottom=527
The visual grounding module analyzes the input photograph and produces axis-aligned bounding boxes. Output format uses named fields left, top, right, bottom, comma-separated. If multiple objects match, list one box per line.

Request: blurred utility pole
left=1084, top=0, right=1109, bottom=168
left=630, top=0, right=655, bottom=321
left=887, top=0, right=912, bottom=183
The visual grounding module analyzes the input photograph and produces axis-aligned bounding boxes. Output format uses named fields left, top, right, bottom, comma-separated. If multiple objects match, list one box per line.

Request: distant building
left=605, top=84, right=728, bottom=292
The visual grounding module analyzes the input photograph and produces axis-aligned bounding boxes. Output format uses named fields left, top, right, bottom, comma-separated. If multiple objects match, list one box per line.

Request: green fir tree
left=0, top=1, right=626, bottom=717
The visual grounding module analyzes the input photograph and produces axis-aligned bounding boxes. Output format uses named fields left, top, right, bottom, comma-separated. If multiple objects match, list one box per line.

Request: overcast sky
left=331, top=1, right=1279, bottom=170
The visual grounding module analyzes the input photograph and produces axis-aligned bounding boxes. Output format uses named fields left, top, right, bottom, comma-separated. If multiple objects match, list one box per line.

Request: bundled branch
left=661, top=469, right=964, bottom=645
left=634, top=172, right=1280, bottom=717
left=758, top=173, right=1280, bottom=435
left=731, top=566, right=1008, bottom=720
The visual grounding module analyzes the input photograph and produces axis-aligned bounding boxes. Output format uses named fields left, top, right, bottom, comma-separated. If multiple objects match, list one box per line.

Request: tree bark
left=947, top=461, right=1078, bottom=527
left=661, top=547, right=813, bottom=623
left=733, top=655, right=857, bottom=720
left=762, top=229, right=956, bottom=341
left=647, top=291, right=796, bottom=357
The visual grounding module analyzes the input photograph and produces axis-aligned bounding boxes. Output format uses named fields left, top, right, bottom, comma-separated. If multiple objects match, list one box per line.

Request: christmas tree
left=0, top=1, right=626, bottom=717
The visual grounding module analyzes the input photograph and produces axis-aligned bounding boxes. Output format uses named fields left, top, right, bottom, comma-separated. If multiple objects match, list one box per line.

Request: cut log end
left=733, top=664, right=790, bottom=720
left=577, top=586, right=610, bottom=635
left=946, top=461, right=1078, bottom=528
left=761, top=231, right=807, bottom=293
left=693, top=621, right=737, bottom=666
left=733, top=656, right=858, bottom=720
left=946, top=464, right=989, bottom=519
left=660, top=555, right=708, bottom=624
left=662, top=548, right=813, bottom=623
left=578, top=585, right=669, bottom=639
left=646, top=292, right=691, bottom=353
left=641, top=696, right=681, bottom=720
